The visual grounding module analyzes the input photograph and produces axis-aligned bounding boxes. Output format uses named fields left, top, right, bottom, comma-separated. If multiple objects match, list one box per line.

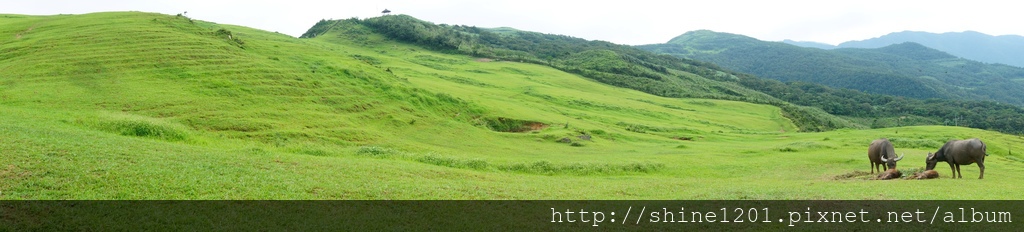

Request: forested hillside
left=835, top=30, right=1024, bottom=68
left=639, top=30, right=1024, bottom=106
left=638, top=30, right=1024, bottom=134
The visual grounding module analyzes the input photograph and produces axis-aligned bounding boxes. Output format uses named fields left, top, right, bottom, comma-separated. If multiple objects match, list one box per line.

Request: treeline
left=721, top=71, right=1024, bottom=134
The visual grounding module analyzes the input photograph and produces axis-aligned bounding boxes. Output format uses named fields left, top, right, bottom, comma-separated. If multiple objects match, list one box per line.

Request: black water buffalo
left=868, top=138, right=904, bottom=174
left=926, top=138, right=988, bottom=179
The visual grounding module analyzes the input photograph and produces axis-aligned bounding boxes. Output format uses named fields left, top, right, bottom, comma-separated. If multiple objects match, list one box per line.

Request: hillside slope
left=302, top=15, right=862, bottom=132
left=2, top=12, right=1024, bottom=200
left=0, top=12, right=792, bottom=198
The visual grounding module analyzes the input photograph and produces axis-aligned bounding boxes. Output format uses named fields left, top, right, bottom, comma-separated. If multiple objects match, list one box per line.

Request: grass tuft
left=91, top=113, right=191, bottom=142
left=356, top=146, right=397, bottom=158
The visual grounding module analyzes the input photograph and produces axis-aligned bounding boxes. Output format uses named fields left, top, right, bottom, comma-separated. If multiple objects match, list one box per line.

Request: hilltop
left=2, top=12, right=1023, bottom=200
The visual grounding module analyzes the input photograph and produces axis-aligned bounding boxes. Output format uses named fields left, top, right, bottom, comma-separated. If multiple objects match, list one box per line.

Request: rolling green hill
left=2, top=12, right=1024, bottom=200
left=304, top=15, right=861, bottom=132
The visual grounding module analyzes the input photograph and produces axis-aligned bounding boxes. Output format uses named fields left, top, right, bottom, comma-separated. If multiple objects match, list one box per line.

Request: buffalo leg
left=978, top=162, right=985, bottom=179
left=948, top=163, right=957, bottom=179
left=950, top=163, right=958, bottom=178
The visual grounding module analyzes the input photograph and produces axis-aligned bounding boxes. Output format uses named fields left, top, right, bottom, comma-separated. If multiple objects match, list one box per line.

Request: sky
left=3, top=0, right=1022, bottom=45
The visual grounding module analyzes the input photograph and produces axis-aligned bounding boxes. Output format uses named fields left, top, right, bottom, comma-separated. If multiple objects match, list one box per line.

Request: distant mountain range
left=638, top=30, right=1024, bottom=106
left=781, top=39, right=835, bottom=50
left=782, top=31, right=1024, bottom=67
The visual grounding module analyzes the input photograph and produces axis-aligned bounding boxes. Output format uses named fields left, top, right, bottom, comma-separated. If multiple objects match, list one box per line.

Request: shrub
left=888, top=137, right=944, bottom=149
left=356, top=146, right=396, bottom=157
left=94, top=114, right=190, bottom=142
left=415, top=154, right=489, bottom=170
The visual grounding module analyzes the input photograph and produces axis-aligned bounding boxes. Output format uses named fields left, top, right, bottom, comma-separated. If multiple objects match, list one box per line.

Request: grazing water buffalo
left=926, top=138, right=988, bottom=179
left=868, top=139, right=904, bottom=174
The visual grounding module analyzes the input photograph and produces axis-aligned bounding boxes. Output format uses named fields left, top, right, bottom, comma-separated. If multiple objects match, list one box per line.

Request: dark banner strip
left=1, top=201, right=1019, bottom=231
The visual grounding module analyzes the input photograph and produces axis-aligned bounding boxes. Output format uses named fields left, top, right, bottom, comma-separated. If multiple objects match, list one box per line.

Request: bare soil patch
left=832, top=170, right=871, bottom=180
left=15, top=24, right=38, bottom=39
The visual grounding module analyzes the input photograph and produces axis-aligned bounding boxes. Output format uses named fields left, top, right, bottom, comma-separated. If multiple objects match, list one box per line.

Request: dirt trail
left=15, top=24, right=38, bottom=39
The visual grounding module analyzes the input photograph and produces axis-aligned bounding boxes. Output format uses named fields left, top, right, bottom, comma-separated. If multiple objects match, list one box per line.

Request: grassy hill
left=306, top=15, right=861, bottom=132
left=2, top=12, right=1024, bottom=199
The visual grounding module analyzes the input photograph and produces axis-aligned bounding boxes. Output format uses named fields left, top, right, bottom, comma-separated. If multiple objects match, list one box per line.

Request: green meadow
left=1, top=12, right=1022, bottom=199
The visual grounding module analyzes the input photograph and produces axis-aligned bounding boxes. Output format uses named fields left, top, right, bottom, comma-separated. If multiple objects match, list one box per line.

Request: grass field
left=2, top=12, right=1023, bottom=199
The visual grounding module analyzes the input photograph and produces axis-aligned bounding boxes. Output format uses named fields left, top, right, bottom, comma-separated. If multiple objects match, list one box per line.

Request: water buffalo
left=875, top=168, right=902, bottom=180
left=911, top=170, right=939, bottom=180
left=926, top=138, right=988, bottom=179
left=868, top=138, right=904, bottom=174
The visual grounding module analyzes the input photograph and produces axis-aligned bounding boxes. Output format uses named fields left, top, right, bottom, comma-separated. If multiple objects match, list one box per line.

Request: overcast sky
left=4, top=0, right=1021, bottom=45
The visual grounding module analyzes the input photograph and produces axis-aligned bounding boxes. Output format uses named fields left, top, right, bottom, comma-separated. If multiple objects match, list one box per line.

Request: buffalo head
left=925, top=152, right=939, bottom=170
left=880, top=152, right=904, bottom=169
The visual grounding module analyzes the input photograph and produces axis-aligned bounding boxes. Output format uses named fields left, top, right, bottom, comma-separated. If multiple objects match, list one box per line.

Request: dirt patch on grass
left=474, top=58, right=493, bottom=62
left=15, top=24, right=38, bottom=39
left=484, top=117, right=547, bottom=133
left=673, top=136, right=694, bottom=141
left=526, top=122, right=547, bottom=131
left=833, top=168, right=935, bottom=180
left=832, top=170, right=872, bottom=180
left=1, top=164, right=30, bottom=179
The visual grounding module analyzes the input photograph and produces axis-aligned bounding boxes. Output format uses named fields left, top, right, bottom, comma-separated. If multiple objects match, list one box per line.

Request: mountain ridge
left=783, top=30, right=1024, bottom=67
left=638, top=30, right=1024, bottom=133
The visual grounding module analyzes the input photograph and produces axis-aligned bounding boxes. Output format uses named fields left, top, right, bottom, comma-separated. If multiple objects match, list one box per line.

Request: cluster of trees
left=299, top=19, right=334, bottom=38
left=726, top=71, right=1024, bottom=134
left=301, top=15, right=1024, bottom=134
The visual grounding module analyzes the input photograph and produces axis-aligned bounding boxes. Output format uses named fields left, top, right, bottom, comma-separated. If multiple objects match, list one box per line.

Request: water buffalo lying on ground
left=926, top=138, right=988, bottom=179
left=910, top=170, right=939, bottom=179
left=875, top=168, right=902, bottom=180
left=868, top=138, right=904, bottom=174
